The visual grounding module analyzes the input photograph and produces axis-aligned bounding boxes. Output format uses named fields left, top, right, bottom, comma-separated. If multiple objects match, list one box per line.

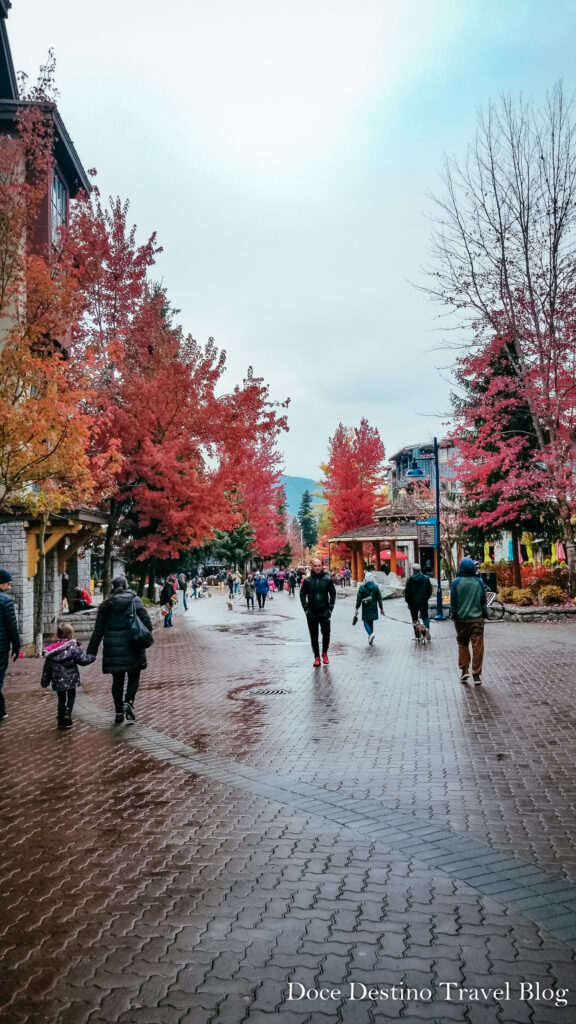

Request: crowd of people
left=0, top=556, right=491, bottom=730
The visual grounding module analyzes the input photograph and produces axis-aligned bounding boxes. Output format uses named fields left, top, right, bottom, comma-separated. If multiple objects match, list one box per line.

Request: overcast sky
left=11, top=0, right=576, bottom=476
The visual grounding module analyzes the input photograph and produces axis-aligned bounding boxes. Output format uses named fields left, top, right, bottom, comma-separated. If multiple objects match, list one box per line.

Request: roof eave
left=0, top=99, right=91, bottom=196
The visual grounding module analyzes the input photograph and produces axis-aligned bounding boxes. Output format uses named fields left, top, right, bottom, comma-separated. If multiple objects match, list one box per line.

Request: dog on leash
left=227, top=600, right=234, bottom=611
left=413, top=622, right=431, bottom=643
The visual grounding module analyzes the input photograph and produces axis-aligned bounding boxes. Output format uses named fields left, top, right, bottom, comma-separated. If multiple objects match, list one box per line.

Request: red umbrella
left=380, top=550, right=408, bottom=559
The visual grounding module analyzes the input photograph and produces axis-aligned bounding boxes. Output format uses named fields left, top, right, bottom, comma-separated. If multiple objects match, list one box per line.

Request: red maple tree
left=320, top=418, right=386, bottom=545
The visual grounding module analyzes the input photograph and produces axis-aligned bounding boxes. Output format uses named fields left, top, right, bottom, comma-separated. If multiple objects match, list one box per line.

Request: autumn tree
left=69, top=198, right=290, bottom=590
left=298, top=490, right=318, bottom=549
left=452, top=334, right=560, bottom=585
left=67, top=188, right=290, bottom=593
left=219, top=373, right=290, bottom=563
left=426, top=82, right=576, bottom=588
left=0, top=69, right=103, bottom=648
left=285, top=514, right=305, bottom=564
left=320, top=418, right=386, bottom=540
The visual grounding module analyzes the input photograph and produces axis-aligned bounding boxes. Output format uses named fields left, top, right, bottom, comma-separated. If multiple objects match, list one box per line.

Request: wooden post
left=373, top=542, right=381, bottom=570
left=352, top=543, right=362, bottom=582
left=390, top=539, right=397, bottom=575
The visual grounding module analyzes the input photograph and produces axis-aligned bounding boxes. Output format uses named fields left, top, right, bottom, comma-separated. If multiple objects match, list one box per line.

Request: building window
left=51, top=173, right=67, bottom=243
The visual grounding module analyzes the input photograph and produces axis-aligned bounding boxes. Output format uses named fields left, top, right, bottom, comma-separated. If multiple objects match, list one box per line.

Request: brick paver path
left=1, top=588, right=575, bottom=1023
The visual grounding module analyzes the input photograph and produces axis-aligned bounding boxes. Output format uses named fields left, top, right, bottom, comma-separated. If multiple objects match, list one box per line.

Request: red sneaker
left=322, top=653, right=329, bottom=664
left=313, top=656, right=321, bottom=667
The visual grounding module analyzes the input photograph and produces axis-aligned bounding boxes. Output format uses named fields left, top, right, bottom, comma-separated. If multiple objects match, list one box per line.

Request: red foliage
left=67, top=193, right=290, bottom=562
left=452, top=332, right=550, bottom=532
left=216, top=371, right=290, bottom=559
left=321, top=418, right=386, bottom=539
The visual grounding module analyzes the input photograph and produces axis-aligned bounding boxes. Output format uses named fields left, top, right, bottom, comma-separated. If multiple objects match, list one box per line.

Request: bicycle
left=485, top=589, right=505, bottom=619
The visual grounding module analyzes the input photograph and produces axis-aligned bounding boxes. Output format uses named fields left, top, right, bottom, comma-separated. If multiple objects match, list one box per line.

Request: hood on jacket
left=43, top=639, right=78, bottom=660
left=107, top=590, right=136, bottom=612
left=458, top=557, right=477, bottom=576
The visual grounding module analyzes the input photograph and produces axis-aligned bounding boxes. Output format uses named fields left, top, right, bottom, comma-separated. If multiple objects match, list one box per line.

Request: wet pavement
left=1, top=587, right=576, bottom=1024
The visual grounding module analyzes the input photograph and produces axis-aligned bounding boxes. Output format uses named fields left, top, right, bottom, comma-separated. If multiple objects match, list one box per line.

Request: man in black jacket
left=300, top=558, right=336, bottom=666
left=404, top=563, right=433, bottom=636
left=0, top=569, right=21, bottom=721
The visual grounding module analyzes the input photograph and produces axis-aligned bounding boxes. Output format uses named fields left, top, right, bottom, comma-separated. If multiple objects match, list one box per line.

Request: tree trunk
left=137, top=563, right=147, bottom=597
left=102, top=500, right=120, bottom=599
left=511, top=525, right=522, bottom=588
left=147, top=559, right=156, bottom=601
left=34, top=515, right=47, bottom=657
left=562, top=530, right=576, bottom=597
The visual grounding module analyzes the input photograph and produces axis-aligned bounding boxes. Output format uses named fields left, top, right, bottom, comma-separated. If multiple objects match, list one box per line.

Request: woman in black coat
left=87, top=576, right=153, bottom=724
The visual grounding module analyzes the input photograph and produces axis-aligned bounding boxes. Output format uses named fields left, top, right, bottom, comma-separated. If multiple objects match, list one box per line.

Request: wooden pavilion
left=328, top=489, right=435, bottom=582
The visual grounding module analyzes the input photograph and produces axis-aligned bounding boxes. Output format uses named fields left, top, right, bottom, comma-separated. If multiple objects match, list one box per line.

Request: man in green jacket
left=450, top=558, right=488, bottom=685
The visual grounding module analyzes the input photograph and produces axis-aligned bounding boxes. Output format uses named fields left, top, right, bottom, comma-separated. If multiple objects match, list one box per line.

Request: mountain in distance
left=281, top=475, right=325, bottom=518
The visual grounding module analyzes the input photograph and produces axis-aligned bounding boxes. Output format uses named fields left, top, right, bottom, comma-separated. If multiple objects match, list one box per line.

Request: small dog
left=413, top=622, right=431, bottom=643
left=227, top=600, right=234, bottom=611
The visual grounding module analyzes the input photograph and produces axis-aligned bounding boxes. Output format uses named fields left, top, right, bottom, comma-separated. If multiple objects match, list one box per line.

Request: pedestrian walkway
left=1, top=590, right=575, bottom=1023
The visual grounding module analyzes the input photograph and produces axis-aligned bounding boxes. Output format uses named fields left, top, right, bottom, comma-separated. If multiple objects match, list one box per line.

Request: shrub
left=498, top=587, right=517, bottom=603
left=510, top=588, right=535, bottom=606
left=539, top=585, right=568, bottom=605
left=495, top=563, right=514, bottom=587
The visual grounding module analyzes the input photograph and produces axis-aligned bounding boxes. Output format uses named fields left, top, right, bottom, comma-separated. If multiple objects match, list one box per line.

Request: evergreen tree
left=298, top=490, right=318, bottom=548
left=212, top=521, right=256, bottom=569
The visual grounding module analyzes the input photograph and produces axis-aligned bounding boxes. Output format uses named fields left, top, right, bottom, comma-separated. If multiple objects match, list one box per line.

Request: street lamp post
left=433, top=437, right=445, bottom=620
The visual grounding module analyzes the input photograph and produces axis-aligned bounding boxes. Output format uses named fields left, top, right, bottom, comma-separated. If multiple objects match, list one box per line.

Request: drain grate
left=250, top=688, right=292, bottom=696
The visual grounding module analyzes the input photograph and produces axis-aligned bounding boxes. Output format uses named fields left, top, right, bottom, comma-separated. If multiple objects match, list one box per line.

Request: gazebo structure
left=328, top=489, right=435, bottom=583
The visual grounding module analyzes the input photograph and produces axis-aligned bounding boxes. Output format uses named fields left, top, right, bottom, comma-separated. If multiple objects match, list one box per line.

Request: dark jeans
left=256, top=592, right=267, bottom=608
left=306, top=615, right=331, bottom=657
left=111, top=669, right=141, bottom=712
left=57, top=689, right=76, bottom=719
left=0, top=651, right=9, bottom=717
left=246, top=596, right=255, bottom=610
left=164, top=606, right=173, bottom=627
left=409, top=604, right=430, bottom=629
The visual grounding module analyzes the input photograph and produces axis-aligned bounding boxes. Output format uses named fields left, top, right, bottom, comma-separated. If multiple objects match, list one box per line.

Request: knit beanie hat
left=0, top=569, right=12, bottom=583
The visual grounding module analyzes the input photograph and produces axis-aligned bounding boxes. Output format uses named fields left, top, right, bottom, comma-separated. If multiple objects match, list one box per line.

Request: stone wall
left=0, top=522, right=33, bottom=644
left=67, top=553, right=92, bottom=594
left=501, top=604, right=576, bottom=622
left=0, top=523, right=96, bottom=648
left=36, top=547, right=60, bottom=638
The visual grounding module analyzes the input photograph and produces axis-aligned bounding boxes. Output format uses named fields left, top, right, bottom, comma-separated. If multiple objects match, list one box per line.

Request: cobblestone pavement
left=1, top=588, right=576, bottom=1024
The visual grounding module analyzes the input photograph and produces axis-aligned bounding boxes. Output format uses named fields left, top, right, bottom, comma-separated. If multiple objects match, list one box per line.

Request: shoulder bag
left=129, top=599, right=154, bottom=649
